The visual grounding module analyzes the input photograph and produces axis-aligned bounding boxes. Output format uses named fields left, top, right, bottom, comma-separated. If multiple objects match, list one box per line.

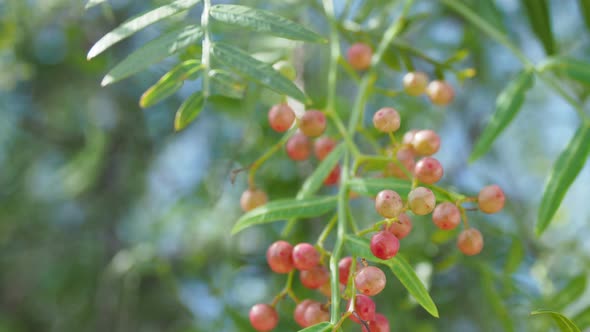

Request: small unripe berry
left=266, top=240, right=294, bottom=274
left=355, top=266, right=386, bottom=296
left=403, top=71, right=429, bottom=96
left=294, top=299, right=314, bottom=327
left=272, top=60, right=297, bottom=81
left=375, top=189, right=404, bottom=218
left=303, top=302, right=330, bottom=326
left=478, top=185, right=505, bottom=214
left=292, top=243, right=320, bottom=271
left=362, top=313, right=390, bottom=332
left=370, top=231, right=400, bottom=260
left=408, top=187, right=436, bottom=215
left=347, top=43, right=373, bottom=70
left=323, top=165, right=340, bottom=186
left=300, top=265, right=329, bottom=289
left=457, top=228, right=484, bottom=256
left=268, top=104, right=295, bottom=133
left=240, top=188, right=268, bottom=212
left=249, top=304, right=279, bottom=332
left=412, top=129, right=441, bottom=156
left=385, top=147, right=415, bottom=179
left=349, top=294, right=376, bottom=323
left=427, top=80, right=455, bottom=106
left=338, top=256, right=356, bottom=285
left=385, top=213, right=413, bottom=239
left=432, top=202, right=461, bottom=230
left=299, top=110, right=326, bottom=137
left=314, top=137, right=337, bottom=160
left=373, top=107, right=401, bottom=133
left=286, top=132, right=311, bottom=161
left=415, top=157, right=444, bottom=184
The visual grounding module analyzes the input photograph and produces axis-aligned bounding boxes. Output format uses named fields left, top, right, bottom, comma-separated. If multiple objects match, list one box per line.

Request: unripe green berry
left=408, top=187, right=436, bottom=215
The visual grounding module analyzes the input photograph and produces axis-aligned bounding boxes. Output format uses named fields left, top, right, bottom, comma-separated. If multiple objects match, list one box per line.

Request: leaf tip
left=100, top=75, right=113, bottom=87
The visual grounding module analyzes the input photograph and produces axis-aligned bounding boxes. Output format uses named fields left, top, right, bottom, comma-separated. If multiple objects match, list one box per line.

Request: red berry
left=303, top=302, right=330, bottom=326
left=403, top=71, right=429, bottom=96
left=292, top=243, right=320, bottom=270
left=249, top=304, right=279, bottom=332
left=338, top=256, right=357, bottom=285
left=240, top=188, right=268, bottom=212
left=457, top=228, right=484, bottom=256
left=385, top=147, right=415, bottom=179
left=412, top=129, right=440, bottom=156
left=426, top=80, right=454, bottom=106
left=385, top=213, right=413, bottom=239
left=300, top=265, right=329, bottom=289
left=355, top=266, right=386, bottom=296
left=478, top=185, right=505, bottom=214
left=286, top=132, right=311, bottom=161
left=266, top=241, right=294, bottom=274
left=294, top=300, right=314, bottom=327
left=299, top=110, right=326, bottom=137
left=375, top=189, right=404, bottom=218
left=415, top=157, right=444, bottom=184
left=362, top=313, right=391, bottom=332
left=432, top=202, right=461, bottom=230
left=349, top=294, right=376, bottom=323
left=314, top=137, right=337, bottom=160
left=370, top=231, right=400, bottom=260
left=268, top=104, right=295, bottom=133
left=373, top=107, right=401, bottom=133
left=408, top=187, right=436, bottom=215
left=347, top=43, right=373, bottom=70
left=323, top=165, right=340, bottom=186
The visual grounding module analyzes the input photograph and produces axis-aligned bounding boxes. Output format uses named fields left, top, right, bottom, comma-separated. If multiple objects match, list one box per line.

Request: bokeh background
left=1, top=0, right=589, bottom=331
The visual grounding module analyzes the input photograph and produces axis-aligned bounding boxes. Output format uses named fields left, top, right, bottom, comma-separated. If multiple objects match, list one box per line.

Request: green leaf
left=210, top=4, right=325, bottom=43
left=550, top=275, right=587, bottom=311
left=470, top=70, right=534, bottom=161
left=140, top=60, right=202, bottom=108
left=346, top=177, right=453, bottom=201
left=232, top=196, right=337, bottom=235
left=299, top=144, right=345, bottom=196
left=209, top=70, right=246, bottom=99
left=504, top=238, right=524, bottom=274
left=174, top=92, right=204, bottom=131
left=101, top=25, right=202, bottom=86
left=297, top=322, right=332, bottom=332
left=344, top=235, right=439, bottom=317
left=521, top=0, right=556, bottom=55
left=481, top=270, right=515, bottom=332
left=531, top=310, right=581, bottom=332
left=537, top=124, right=590, bottom=235
left=88, top=0, right=201, bottom=59
left=572, top=306, right=590, bottom=330
left=85, top=0, right=108, bottom=9
left=541, top=57, right=590, bottom=86
left=579, top=0, right=590, bottom=32
left=210, top=42, right=308, bottom=103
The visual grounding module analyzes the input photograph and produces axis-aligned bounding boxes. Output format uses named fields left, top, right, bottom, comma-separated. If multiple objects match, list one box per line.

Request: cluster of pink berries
left=347, top=42, right=455, bottom=106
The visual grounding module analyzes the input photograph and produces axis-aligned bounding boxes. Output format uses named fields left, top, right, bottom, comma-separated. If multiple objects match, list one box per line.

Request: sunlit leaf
left=537, top=125, right=590, bottom=235
left=572, top=306, right=590, bottom=330
left=345, top=235, right=439, bottom=317
left=470, top=69, right=534, bottom=161
left=88, top=0, right=202, bottom=59
left=232, top=196, right=337, bottom=235
left=101, top=25, right=202, bottom=86
left=531, top=310, right=581, bottom=332
left=521, top=0, right=556, bottom=55
left=85, top=0, right=108, bottom=9
left=140, top=60, right=202, bottom=108
left=550, top=275, right=587, bottom=311
left=211, top=42, right=308, bottom=103
left=210, top=4, right=326, bottom=43
left=174, top=92, right=204, bottom=131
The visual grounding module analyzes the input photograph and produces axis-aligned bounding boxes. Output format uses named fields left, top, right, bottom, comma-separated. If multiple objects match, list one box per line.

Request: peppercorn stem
left=248, top=130, right=295, bottom=187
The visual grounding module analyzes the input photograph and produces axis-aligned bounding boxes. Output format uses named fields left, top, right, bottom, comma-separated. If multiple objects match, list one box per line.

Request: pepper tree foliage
left=84, top=0, right=590, bottom=331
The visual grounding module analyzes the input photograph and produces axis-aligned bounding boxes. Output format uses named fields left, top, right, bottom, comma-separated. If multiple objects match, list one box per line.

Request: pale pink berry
left=303, top=302, right=330, bottom=326
left=249, top=304, right=279, bottom=332
left=338, top=256, right=356, bottom=285
left=415, top=157, right=444, bottom=184
left=362, top=313, right=391, bottom=332
left=370, top=231, right=400, bottom=260
left=286, top=132, right=311, bottom=161
left=266, top=241, right=294, bottom=274
left=292, top=243, right=320, bottom=271
left=373, top=107, right=401, bottom=133
left=412, top=129, right=441, bottom=156
left=347, top=43, right=373, bottom=70
left=385, top=213, right=413, bottom=239
left=299, top=265, right=329, bottom=289
left=427, top=80, right=454, bottom=106
left=314, top=137, right=337, bottom=160
left=268, top=104, right=295, bottom=133
left=432, top=202, right=461, bottom=230
left=355, top=266, right=386, bottom=296
left=299, top=110, right=326, bottom=137
left=375, top=189, right=404, bottom=218
left=385, top=147, right=415, bottom=179
left=294, top=299, right=314, bottom=327
left=408, top=187, right=436, bottom=215
left=403, top=129, right=418, bottom=147
left=457, top=228, right=484, bottom=256
left=240, top=188, right=268, bottom=212
left=349, top=294, right=376, bottom=323
left=403, top=71, right=429, bottom=96
left=478, top=185, right=505, bottom=214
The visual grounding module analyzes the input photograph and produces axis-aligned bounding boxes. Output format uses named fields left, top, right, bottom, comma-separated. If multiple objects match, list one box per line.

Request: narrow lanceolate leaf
left=102, top=25, right=202, bottom=86
left=531, top=310, right=582, bottom=332
left=344, top=235, right=439, bottom=317
left=470, top=70, right=534, bottom=161
left=210, top=42, right=308, bottom=103
left=504, top=239, right=524, bottom=274
left=85, top=0, right=108, bottom=9
left=481, top=271, right=515, bottom=332
left=174, top=92, right=204, bottom=131
left=541, top=57, right=590, bottom=86
left=537, top=125, right=590, bottom=235
left=299, top=144, right=345, bottom=196
left=232, top=196, right=337, bottom=235
left=550, top=275, right=587, bottom=311
left=209, top=70, right=246, bottom=99
left=346, top=177, right=453, bottom=201
left=297, top=322, right=332, bottom=332
left=579, top=0, right=590, bottom=32
left=572, top=306, right=590, bottom=330
left=521, top=0, right=556, bottom=55
left=140, top=60, right=202, bottom=108
left=209, top=5, right=325, bottom=43
left=88, top=0, right=201, bottom=59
